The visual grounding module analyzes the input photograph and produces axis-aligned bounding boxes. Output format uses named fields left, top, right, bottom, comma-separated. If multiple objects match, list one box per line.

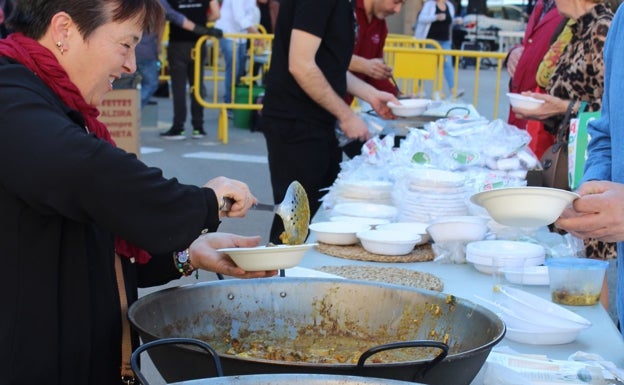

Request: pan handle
left=355, top=340, right=449, bottom=382
left=130, top=338, right=225, bottom=385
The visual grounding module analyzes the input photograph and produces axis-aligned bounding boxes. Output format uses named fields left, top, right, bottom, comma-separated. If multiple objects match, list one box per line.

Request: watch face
left=178, top=252, right=189, bottom=263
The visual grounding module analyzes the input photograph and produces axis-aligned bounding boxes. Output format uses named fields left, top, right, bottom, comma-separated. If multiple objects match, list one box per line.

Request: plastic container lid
left=545, top=257, right=608, bottom=270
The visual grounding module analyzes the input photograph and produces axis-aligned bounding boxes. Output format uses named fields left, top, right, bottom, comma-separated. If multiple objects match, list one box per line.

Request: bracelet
left=173, top=249, right=198, bottom=278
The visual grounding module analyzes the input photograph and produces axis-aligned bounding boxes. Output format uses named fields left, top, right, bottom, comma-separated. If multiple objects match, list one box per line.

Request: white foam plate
left=408, top=168, right=466, bottom=188
left=497, top=285, right=592, bottom=328
left=332, top=202, right=398, bottom=220
left=505, top=327, right=581, bottom=345
left=329, top=216, right=391, bottom=226
left=466, top=240, right=545, bottom=259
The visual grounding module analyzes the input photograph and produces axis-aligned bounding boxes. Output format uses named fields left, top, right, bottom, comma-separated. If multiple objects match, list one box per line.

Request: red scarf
left=0, top=33, right=151, bottom=264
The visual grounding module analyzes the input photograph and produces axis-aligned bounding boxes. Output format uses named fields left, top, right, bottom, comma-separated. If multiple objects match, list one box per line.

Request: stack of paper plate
left=331, top=202, right=398, bottom=222
left=333, top=180, right=394, bottom=205
left=398, top=168, right=469, bottom=222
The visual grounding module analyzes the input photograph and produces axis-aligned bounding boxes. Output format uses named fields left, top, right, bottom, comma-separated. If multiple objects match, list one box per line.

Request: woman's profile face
left=63, top=14, right=143, bottom=106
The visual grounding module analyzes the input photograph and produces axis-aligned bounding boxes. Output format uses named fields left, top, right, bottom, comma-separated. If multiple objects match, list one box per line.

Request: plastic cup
left=545, top=257, right=608, bottom=306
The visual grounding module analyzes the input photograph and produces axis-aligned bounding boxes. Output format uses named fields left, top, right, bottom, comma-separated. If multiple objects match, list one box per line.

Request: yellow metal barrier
left=181, top=31, right=507, bottom=144
left=383, top=38, right=444, bottom=98
left=192, top=32, right=274, bottom=144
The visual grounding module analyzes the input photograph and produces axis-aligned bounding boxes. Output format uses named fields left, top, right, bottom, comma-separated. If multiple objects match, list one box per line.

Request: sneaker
left=159, top=127, right=185, bottom=140
left=192, top=129, right=206, bottom=139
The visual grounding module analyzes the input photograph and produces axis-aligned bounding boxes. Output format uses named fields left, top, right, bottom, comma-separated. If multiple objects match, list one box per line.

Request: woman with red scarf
left=0, top=1, right=276, bottom=384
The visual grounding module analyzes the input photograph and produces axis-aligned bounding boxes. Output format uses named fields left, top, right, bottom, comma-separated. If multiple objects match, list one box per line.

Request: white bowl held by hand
left=218, top=243, right=317, bottom=271
left=507, top=93, right=545, bottom=110
left=387, top=98, right=431, bottom=117
left=309, top=221, right=371, bottom=245
left=470, top=187, right=579, bottom=227
left=356, top=229, right=422, bottom=255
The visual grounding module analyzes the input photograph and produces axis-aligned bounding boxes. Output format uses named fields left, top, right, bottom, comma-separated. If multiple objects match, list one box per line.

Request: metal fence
left=168, top=32, right=508, bottom=144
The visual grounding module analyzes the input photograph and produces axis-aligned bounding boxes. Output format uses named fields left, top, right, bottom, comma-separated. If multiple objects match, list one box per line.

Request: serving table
left=297, top=210, right=624, bottom=384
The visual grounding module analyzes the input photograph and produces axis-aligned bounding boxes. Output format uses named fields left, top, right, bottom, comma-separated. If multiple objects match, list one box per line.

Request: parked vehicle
left=463, top=5, right=528, bottom=32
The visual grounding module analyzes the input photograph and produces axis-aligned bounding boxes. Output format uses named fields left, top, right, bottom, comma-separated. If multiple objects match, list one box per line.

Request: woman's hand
left=556, top=180, right=624, bottom=243
left=189, top=233, right=278, bottom=278
left=511, top=93, right=568, bottom=121
left=204, top=176, right=258, bottom=218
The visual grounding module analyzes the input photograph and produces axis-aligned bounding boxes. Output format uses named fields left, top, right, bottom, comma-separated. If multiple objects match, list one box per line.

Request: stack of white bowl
left=465, top=240, right=545, bottom=274
left=477, top=286, right=592, bottom=345
left=398, top=168, right=469, bottom=222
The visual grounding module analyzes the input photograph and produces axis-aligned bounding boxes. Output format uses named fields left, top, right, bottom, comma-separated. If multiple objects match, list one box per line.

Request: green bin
left=233, top=84, right=265, bottom=129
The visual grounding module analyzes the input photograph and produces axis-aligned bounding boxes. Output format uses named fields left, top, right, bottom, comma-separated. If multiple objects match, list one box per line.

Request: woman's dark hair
left=7, top=0, right=164, bottom=40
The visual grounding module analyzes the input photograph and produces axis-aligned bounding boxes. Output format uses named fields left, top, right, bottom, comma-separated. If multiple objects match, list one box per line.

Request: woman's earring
left=56, top=41, right=64, bottom=55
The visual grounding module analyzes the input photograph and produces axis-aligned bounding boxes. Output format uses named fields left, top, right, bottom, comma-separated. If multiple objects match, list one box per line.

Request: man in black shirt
left=260, top=0, right=398, bottom=244
left=160, top=0, right=222, bottom=140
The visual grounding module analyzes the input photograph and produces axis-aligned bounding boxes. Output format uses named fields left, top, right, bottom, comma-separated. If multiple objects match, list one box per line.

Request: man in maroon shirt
left=342, top=0, right=405, bottom=158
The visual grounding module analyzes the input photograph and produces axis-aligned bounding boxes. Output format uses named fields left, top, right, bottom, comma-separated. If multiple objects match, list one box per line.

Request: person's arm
left=159, top=0, right=222, bottom=36
left=348, top=55, right=392, bottom=80
left=288, top=29, right=368, bottom=141
left=417, top=2, right=438, bottom=25
left=208, top=0, right=220, bottom=22
left=346, top=71, right=397, bottom=119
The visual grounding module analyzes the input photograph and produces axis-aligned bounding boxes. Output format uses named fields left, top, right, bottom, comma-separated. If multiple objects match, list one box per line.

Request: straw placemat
left=316, top=265, right=444, bottom=292
left=315, top=242, right=434, bottom=263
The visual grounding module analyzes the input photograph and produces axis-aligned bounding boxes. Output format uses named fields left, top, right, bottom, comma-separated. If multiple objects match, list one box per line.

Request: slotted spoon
left=221, top=181, right=310, bottom=245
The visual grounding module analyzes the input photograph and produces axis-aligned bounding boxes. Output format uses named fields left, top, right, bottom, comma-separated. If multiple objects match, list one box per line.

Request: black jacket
left=0, top=57, right=220, bottom=385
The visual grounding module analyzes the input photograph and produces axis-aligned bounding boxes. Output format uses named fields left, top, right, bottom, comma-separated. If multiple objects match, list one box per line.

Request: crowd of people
left=3, top=0, right=624, bottom=383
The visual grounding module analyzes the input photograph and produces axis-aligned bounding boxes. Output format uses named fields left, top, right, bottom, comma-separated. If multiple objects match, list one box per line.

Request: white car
left=463, top=5, right=528, bottom=32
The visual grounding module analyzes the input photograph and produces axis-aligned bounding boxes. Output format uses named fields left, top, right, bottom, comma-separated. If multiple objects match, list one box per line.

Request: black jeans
left=167, top=40, right=207, bottom=131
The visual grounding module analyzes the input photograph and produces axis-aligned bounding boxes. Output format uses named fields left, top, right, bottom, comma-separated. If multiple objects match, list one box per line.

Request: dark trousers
left=167, top=41, right=206, bottom=131
left=262, top=116, right=342, bottom=244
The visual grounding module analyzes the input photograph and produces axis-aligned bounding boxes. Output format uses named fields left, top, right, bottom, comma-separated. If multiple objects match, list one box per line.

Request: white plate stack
left=333, top=180, right=394, bottom=206
left=398, top=168, right=469, bottom=222
left=465, top=240, right=545, bottom=274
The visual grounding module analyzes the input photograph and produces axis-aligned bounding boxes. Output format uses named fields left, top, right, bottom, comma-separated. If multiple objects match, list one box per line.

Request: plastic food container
left=545, top=257, right=609, bottom=306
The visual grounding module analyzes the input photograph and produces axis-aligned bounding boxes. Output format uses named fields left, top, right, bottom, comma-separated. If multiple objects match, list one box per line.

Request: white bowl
left=466, top=240, right=545, bottom=274
left=496, top=285, right=592, bottom=329
left=466, top=240, right=545, bottom=259
left=426, top=216, right=488, bottom=243
left=308, top=221, right=371, bottom=245
left=507, top=92, right=545, bottom=110
left=470, top=187, right=580, bottom=227
left=333, top=202, right=398, bottom=220
left=356, top=229, right=422, bottom=256
left=500, top=265, right=550, bottom=285
left=377, top=222, right=430, bottom=243
left=329, top=216, right=391, bottom=227
left=387, top=98, right=431, bottom=117
left=218, top=243, right=317, bottom=271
